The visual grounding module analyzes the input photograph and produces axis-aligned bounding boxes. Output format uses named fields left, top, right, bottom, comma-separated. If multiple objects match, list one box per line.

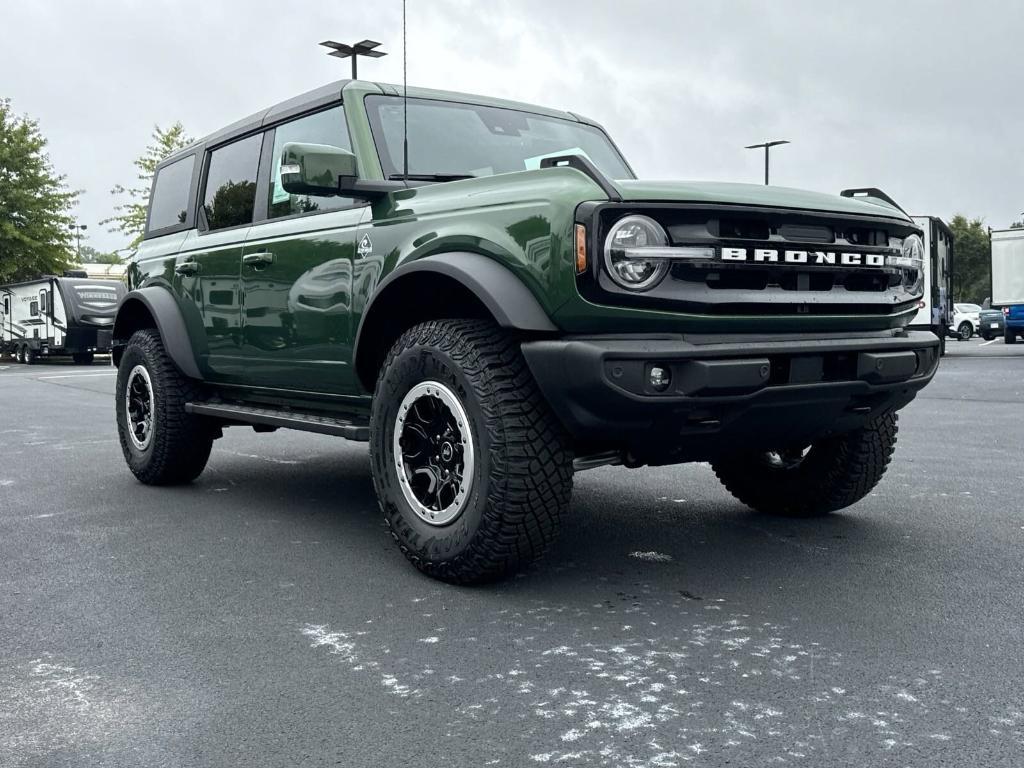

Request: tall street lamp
left=69, top=222, right=87, bottom=260
left=319, top=39, right=387, bottom=79
left=745, top=140, right=790, bottom=185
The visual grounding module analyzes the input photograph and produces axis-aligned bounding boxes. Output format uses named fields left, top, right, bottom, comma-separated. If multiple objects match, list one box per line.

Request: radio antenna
left=402, top=0, right=409, bottom=185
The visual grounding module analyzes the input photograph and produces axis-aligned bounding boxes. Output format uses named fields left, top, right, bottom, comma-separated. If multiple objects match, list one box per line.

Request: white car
left=949, top=303, right=982, bottom=340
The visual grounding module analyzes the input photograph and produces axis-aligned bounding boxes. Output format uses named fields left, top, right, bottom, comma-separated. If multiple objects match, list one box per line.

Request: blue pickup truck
left=1004, top=305, right=1024, bottom=344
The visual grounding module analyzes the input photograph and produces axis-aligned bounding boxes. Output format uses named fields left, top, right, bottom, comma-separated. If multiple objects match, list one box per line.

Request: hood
left=613, top=180, right=909, bottom=221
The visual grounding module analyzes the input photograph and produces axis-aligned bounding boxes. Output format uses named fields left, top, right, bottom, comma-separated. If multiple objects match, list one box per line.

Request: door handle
left=243, top=252, right=275, bottom=268
left=174, top=260, right=199, bottom=276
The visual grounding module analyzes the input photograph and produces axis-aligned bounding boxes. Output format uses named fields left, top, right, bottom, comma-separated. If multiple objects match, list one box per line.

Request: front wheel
left=369, top=319, right=574, bottom=584
left=957, top=322, right=973, bottom=341
left=115, top=329, right=213, bottom=485
left=711, top=412, right=898, bottom=518
left=1006, top=327, right=1017, bottom=344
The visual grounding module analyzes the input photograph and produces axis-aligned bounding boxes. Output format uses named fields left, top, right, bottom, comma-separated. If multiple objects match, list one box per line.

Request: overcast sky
left=3, top=0, right=1022, bottom=253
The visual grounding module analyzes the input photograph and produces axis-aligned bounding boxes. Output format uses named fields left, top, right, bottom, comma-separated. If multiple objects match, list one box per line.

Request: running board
left=185, top=402, right=370, bottom=442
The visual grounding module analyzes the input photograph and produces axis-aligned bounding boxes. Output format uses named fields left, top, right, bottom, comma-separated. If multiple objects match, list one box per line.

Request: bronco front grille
left=577, top=203, right=922, bottom=320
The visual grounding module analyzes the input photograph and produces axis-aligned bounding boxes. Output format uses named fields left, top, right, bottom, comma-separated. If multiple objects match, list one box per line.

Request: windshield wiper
left=388, top=173, right=476, bottom=182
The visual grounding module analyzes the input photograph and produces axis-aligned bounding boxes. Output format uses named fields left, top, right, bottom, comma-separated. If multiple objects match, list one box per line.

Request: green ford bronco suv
left=113, top=79, right=938, bottom=583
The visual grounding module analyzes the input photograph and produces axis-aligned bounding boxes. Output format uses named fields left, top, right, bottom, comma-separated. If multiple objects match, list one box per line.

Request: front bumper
left=522, top=330, right=939, bottom=464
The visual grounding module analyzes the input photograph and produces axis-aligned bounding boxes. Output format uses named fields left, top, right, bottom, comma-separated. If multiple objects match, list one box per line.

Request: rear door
left=239, top=104, right=366, bottom=394
left=176, top=134, right=262, bottom=383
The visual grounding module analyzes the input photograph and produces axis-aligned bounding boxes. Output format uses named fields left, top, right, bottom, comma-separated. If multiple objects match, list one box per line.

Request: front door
left=239, top=104, right=366, bottom=395
left=177, top=133, right=262, bottom=382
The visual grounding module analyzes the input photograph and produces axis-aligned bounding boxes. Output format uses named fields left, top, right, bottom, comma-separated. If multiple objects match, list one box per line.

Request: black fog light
left=649, top=364, right=672, bottom=392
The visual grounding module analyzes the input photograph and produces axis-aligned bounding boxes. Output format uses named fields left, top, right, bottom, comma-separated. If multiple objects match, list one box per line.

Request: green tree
left=103, top=122, right=191, bottom=248
left=77, top=244, right=122, bottom=264
left=0, top=99, right=77, bottom=283
left=948, top=214, right=991, bottom=303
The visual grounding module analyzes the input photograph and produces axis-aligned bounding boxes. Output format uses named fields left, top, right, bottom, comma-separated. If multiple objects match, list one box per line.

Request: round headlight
left=902, top=234, right=925, bottom=294
left=902, top=234, right=924, bottom=263
left=603, top=215, right=670, bottom=291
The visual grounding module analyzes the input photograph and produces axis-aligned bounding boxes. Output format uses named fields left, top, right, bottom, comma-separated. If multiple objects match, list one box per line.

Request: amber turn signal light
left=575, top=224, right=588, bottom=274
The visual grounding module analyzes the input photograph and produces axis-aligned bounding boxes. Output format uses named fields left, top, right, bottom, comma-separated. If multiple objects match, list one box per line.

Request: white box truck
left=1, top=276, right=126, bottom=364
left=991, top=228, right=1024, bottom=343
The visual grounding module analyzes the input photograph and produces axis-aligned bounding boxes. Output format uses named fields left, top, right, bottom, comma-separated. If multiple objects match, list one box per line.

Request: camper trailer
left=909, top=216, right=954, bottom=353
left=0, top=276, right=125, bottom=364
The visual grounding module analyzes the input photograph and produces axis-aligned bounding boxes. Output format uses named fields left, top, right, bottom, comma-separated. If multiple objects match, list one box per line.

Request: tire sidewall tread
left=369, top=319, right=573, bottom=584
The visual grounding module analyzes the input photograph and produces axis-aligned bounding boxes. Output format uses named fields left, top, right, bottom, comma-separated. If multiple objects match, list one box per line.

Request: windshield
left=365, top=95, right=633, bottom=182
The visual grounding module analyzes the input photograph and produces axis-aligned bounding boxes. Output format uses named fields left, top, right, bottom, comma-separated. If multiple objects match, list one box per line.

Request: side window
left=38, top=290, right=47, bottom=314
left=29, top=301, right=39, bottom=317
left=268, top=106, right=354, bottom=219
left=148, top=154, right=196, bottom=233
left=203, top=134, right=262, bottom=231
left=4, top=296, right=11, bottom=315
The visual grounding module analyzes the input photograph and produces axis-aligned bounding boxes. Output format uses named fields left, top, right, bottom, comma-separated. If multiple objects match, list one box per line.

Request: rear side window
left=148, top=155, right=196, bottom=233
left=203, top=134, right=262, bottom=231
left=268, top=106, right=354, bottom=219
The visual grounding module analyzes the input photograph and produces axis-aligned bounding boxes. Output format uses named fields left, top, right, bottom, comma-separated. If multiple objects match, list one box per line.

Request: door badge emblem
left=358, top=234, right=373, bottom=258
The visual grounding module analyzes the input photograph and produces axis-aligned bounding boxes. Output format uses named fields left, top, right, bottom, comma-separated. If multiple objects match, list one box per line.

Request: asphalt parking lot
left=2, top=338, right=1022, bottom=767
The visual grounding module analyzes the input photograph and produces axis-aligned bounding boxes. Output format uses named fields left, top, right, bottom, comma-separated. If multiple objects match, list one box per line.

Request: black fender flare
left=353, top=252, right=558, bottom=380
left=113, top=287, right=202, bottom=380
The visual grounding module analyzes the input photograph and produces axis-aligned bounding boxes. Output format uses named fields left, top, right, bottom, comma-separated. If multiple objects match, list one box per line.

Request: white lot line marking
left=981, top=339, right=998, bottom=346
left=36, top=372, right=116, bottom=380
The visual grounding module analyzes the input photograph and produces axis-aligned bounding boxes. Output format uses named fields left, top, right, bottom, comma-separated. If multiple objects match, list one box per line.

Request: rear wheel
left=711, top=412, right=898, bottom=518
left=23, top=346, right=36, bottom=365
left=1006, top=327, right=1017, bottom=344
left=369, top=319, right=573, bottom=583
left=957, top=321, right=973, bottom=341
left=73, top=352, right=95, bottom=365
left=15, top=346, right=24, bottom=364
left=116, top=329, right=213, bottom=485
left=981, top=331, right=992, bottom=341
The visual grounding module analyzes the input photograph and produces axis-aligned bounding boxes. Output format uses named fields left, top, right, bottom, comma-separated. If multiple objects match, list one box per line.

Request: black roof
left=161, top=79, right=351, bottom=165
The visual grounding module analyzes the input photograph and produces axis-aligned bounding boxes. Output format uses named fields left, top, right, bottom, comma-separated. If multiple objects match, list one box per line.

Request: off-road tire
left=1005, top=327, right=1017, bottom=344
left=369, top=319, right=573, bottom=584
left=73, top=352, right=95, bottom=365
left=711, top=412, right=899, bottom=518
left=957, top=321, right=973, bottom=341
left=116, top=329, right=213, bottom=485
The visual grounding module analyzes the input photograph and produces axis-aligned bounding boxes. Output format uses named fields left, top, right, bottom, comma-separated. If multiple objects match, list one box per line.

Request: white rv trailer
left=909, top=216, right=954, bottom=352
left=0, top=276, right=126, bottom=364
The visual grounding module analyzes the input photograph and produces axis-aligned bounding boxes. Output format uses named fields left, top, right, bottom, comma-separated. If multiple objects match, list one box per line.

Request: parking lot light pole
left=745, top=140, right=790, bottom=185
left=69, top=222, right=87, bottom=260
left=319, top=39, right=387, bottom=79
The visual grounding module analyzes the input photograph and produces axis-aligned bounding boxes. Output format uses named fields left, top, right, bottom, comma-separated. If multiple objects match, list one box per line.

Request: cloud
left=2, top=0, right=1020, bottom=251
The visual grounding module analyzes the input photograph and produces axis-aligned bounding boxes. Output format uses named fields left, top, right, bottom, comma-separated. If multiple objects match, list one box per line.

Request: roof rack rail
left=840, top=187, right=907, bottom=215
